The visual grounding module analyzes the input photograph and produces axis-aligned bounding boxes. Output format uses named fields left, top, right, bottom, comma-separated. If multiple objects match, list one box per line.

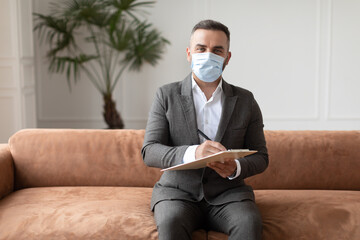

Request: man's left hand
left=207, top=159, right=236, bottom=178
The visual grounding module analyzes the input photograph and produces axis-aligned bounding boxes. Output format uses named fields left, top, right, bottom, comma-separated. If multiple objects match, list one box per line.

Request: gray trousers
left=154, top=199, right=262, bottom=240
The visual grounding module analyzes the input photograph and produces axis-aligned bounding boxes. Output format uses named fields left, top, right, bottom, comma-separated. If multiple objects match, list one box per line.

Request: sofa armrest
left=0, top=144, right=14, bottom=199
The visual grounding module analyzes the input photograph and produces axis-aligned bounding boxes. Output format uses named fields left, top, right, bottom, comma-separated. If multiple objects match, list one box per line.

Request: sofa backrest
left=9, top=129, right=162, bottom=189
left=247, top=130, right=360, bottom=190
left=9, top=129, right=360, bottom=191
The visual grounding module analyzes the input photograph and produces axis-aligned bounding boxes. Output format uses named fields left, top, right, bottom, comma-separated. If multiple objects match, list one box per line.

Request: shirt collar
left=191, top=75, right=223, bottom=94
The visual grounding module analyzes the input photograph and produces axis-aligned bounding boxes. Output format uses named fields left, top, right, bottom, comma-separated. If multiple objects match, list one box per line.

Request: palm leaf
left=107, top=20, right=133, bottom=51
left=33, top=13, right=77, bottom=57
left=124, top=22, right=170, bottom=71
left=105, top=0, right=155, bottom=21
left=48, top=54, right=99, bottom=90
left=105, top=0, right=154, bottom=11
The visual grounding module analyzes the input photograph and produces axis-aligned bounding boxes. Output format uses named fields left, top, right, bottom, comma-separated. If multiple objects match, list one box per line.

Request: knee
left=242, top=211, right=262, bottom=230
left=229, top=210, right=263, bottom=239
left=156, top=214, right=193, bottom=239
left=156, top=214, right=182, bottom=232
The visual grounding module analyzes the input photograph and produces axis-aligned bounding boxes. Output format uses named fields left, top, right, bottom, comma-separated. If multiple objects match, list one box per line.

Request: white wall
left=0, top=0, right=37, bottom=142
left=33, top=0, right=360, bottom=130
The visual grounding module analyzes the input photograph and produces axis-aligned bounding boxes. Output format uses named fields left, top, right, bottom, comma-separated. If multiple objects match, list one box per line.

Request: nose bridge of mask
left=196, top=52, right=223, bottom=60
left=192, top=52, right=224, bottom=66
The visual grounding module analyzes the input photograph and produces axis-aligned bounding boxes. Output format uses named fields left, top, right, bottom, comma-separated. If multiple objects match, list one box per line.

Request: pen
left=197, top=129, right=211, bottom=141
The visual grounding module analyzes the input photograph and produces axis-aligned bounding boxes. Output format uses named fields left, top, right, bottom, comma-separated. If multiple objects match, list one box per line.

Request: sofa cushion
left=206, top=190, right=360, bottom=240
left=0, top=187, right=207, bottom=240
left=255, top=190, right=360, bottom=240
left=8, top=129, right=162, bottom=189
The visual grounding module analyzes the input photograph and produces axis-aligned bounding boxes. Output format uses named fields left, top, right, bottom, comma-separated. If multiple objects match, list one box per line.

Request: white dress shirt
left=182, top=76, right=241, bottom=179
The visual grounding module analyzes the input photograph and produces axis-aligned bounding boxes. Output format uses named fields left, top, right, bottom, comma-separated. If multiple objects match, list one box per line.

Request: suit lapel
left=214, top=80, right=238, bottom=143
left=179, top=74, right=200, bottom=145
left=178, top=75, right=238, bottom=144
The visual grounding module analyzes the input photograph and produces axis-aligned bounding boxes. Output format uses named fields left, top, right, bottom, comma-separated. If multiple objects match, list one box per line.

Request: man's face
left=187, top=29, right=231, bottom=69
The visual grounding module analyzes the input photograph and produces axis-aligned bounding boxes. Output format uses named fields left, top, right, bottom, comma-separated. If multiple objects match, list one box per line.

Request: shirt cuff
left=183, top=145, right=199, bottom=163
left=227, top=159, right=241, bottom=180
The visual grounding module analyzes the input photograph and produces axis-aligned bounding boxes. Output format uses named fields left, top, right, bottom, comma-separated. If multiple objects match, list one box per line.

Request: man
left=142, top=19, right=268, bottom=240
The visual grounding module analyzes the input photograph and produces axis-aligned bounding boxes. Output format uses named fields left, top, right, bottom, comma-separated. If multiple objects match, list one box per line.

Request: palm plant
left=34, top=0, right=169, bottom=128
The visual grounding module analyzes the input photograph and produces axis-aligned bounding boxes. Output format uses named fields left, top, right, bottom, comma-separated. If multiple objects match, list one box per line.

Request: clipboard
left=161, top=149, right=257, bottom=171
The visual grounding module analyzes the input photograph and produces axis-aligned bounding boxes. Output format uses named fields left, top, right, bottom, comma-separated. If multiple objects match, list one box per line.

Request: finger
left=207, top=141, right=227, bottom=152
left=223, top=158, right=235, bottom=163
left=208, top=162, right=232, bottom=174
left=209, top=159, right=232, bottom=168
left=223, top=159, right=236, bottom=167
left=208, top=161, right=236, bottom=176
left=208, top=162, right=225, bottom=169
left=203, top=140, right=225, bottom=150
left=207, top=164, right=227, bottom=178
left=204, top=147, right=221, bottom=155
left=200, top=146, right=221, bottom=157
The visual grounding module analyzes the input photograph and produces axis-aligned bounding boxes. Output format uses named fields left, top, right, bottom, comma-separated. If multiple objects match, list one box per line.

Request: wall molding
left=17, top=0, right=34, bottom=59
left=37, top=116, right=146, bottom=123
left=326, top=0, right=334, bottom=120
left=37, top=117, right=147, bottom=129
left=21, top=63, right=35, bottom=88
left=326, top=0, right=360, bottom=120
left=0, top=58, right=17, bottom=66
left=0, top=93, right=20, bottom=132
left=264, top=116, right=320, bottom=121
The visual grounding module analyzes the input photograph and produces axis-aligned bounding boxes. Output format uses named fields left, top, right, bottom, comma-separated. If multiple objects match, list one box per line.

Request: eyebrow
left=195, top=44, right=225, bottom=50
left=195, top=44, right=207, bottom=48
left=213, top=46, right=225, bottom=50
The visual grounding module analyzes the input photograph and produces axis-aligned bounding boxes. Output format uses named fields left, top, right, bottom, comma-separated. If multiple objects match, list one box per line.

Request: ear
left=224, top=51, right=231, bottom=66
left=186, top=47, right=191, bottom=63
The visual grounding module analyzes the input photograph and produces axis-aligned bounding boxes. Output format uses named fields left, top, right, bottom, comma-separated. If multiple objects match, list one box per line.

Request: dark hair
left=191, top=19, right=230, bottom=44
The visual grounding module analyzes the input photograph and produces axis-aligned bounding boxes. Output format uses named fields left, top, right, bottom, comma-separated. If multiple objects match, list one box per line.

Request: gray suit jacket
left=142, top=74, right=268, bottom=209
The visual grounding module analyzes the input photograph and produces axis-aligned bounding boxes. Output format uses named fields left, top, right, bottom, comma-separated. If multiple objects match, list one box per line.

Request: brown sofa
left=0, top=129, right=359, bottom=240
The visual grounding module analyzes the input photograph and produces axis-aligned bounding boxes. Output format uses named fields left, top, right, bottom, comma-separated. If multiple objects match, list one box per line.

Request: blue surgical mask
left=191, top=52, right=225, bottom=82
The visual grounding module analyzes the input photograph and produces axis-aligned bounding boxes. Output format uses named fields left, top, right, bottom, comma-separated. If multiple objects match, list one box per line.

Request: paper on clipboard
left=161, top=149, right=257, bottom=171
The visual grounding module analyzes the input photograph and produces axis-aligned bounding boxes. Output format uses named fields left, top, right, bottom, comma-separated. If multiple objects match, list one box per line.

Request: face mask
left=191, top=52, right=225, bottom=82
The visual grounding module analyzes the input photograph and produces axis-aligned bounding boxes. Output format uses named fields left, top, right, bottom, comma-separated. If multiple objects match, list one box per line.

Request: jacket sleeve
left=141, top=87, right=189, bottom=169
left=238, top=97, right=269, bottom=179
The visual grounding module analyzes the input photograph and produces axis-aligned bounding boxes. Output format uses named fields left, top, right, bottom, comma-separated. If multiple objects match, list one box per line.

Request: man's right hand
left=195, top=140, right=227, bottom=159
